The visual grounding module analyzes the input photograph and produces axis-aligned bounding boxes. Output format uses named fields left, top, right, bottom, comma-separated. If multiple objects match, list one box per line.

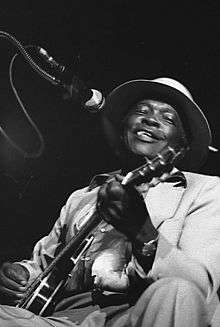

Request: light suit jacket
left=144, top=171, right=220, bottom=315
left=19, top=170, right=220, bottom=317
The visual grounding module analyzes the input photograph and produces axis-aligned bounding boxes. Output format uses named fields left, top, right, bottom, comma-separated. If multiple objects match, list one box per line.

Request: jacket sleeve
left=132, top=176, right=220, bottom=302
left=16, top=187, right=89, bottom=283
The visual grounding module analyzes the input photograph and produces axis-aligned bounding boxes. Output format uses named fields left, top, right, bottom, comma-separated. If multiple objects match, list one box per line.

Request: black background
left=0, top=1, right=220, bottom=261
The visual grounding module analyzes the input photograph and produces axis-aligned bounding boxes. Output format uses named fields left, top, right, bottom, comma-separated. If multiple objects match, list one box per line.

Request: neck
left=119, top=153, right=147, bottom=176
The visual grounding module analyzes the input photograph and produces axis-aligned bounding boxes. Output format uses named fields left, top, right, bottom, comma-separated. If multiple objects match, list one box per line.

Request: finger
left=6, top=270, right=27, bottom=285
left=106, top=181, right=125, bottom=200
left=0, top=273, right=27, bottom=292
left=100, top=202, right=127, bottom=227
left=0, top=285, right=26, bottom=299
left=97, top=182, right=109, bottom=202
left=4, top=269, right=27, bottom=286
left=98, top=201, right=120, bottom=222
left=124, top=183, right=144, bottom=199
left=99, top=195, right=125, bottom=217
left=159, top=172, right=170, bottom=182
left=102, top=206, right=135, bottom=236
left=114, top=174, right=124, bottom=182
left=98, top=181, right=124, bottom=205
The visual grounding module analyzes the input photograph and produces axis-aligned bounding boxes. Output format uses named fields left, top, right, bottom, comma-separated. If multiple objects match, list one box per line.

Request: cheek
left=122, top=118, right=135, bottom=144
left=124, top=116, right=135, bottom=130
left=166, top=126, right=184, bottom=146
left=122, top=130, right=132, bottom=149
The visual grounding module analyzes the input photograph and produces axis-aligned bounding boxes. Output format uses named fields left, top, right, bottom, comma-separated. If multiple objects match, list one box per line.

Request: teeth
left=137, top=130, right=152, bottom=137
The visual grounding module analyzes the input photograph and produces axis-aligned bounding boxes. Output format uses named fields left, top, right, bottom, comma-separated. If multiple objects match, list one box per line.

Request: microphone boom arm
left=0, top=30, right=61, bottom=86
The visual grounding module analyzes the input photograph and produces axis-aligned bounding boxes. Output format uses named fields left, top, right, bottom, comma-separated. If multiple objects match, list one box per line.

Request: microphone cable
left=0, top=31, right=62, bottom=158
left=4, top=47, right=45, bottom=158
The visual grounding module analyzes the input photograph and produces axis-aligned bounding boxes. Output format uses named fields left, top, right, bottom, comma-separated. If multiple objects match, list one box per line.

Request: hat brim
left=102, top=79, right=211, bottom=171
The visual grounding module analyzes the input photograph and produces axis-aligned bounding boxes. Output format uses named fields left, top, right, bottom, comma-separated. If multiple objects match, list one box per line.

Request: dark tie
left=164, top=171, right=187, bottom=188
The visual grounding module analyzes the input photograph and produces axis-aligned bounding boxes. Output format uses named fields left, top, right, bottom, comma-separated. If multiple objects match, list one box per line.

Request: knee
left=129, top=278, right=208, bottom=327
left=136, top=276, right=207, bottom=313
left=145, top=277, right=204, bottom=298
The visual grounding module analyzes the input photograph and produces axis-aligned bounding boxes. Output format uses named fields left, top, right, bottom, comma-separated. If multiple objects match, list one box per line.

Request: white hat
left=102, top=77, right=212, bottom=171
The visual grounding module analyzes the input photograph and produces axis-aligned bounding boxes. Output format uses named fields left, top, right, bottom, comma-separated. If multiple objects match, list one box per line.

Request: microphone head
left=84, top=89, right=105, bottom=113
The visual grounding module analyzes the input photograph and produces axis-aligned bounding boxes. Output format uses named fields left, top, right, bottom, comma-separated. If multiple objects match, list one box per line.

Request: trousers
left=0, top=277, right=211, bottom=327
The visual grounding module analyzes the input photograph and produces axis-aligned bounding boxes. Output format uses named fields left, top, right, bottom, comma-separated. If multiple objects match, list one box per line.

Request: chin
left=133, top=142, right=168, bottom=159
left=119, top=148, right=147, bottom=173
left=131, top=147, right=159, bottom=160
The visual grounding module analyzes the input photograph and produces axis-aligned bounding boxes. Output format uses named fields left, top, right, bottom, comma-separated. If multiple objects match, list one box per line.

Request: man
left=0, top=77, right=220, bottom=327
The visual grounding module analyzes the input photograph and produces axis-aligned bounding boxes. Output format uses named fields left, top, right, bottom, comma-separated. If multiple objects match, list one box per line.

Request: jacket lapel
left=145, top=181, right=186, bottom=231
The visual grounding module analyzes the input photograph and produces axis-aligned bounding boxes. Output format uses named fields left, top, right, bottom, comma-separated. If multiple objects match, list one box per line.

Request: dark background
left=0, top=1, right=220, bottom=261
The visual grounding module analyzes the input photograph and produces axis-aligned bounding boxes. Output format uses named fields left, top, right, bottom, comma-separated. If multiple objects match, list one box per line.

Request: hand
left=97, top=175, right=157, bottom=242
left=0, top=262, right=29, bottom=304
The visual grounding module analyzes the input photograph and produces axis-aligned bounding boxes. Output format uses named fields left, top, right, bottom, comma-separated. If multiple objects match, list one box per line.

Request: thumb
left=5, top=263, right=29, bottom=284
left=114, top=174, right=124, bottom=182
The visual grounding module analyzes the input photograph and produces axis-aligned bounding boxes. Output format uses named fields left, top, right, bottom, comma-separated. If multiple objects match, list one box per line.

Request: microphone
left=37, top=46, right=105, bottom=113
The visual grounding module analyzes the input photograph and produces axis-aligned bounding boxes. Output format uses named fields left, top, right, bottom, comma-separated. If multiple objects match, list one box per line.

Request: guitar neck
left=20, top=211, right=101, bottom=304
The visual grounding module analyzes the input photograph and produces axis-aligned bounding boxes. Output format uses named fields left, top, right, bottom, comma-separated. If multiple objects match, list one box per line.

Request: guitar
left=17, top=145, right=185, bottom=316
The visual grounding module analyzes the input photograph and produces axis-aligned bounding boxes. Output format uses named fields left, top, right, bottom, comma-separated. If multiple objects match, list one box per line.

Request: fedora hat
left=102, top=77, right=212, bottom=171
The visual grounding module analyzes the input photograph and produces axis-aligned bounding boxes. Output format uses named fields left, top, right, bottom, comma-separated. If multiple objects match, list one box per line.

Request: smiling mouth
left=135, top=129, right=162, bottom=142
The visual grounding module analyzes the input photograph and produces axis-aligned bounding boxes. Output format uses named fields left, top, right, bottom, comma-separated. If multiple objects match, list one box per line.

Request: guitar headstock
left=122, top=146, right=186, bottom=186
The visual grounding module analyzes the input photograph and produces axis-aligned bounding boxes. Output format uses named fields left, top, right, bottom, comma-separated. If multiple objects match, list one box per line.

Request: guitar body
left=17, top=146, right=184, bottom=316
left=17, top=234, right=96, bottom=316
left=20, top=270, right=66, bottom=316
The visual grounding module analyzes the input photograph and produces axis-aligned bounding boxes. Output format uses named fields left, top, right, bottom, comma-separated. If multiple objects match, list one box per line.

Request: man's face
left=123, top=99, right=186, bottom=160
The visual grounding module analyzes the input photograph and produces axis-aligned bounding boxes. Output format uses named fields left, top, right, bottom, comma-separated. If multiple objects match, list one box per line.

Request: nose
left=141, top=115, right=160, bottom=128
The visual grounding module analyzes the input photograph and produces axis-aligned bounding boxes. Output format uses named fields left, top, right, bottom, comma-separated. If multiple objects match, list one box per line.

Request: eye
left=131, top=105, right=151, bottom=115
left=163, top=114, right=176, bottom=125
